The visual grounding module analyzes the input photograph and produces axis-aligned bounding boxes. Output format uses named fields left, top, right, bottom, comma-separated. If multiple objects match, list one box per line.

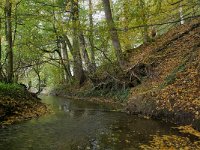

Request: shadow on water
left=0, top=96, right=180, bottom=150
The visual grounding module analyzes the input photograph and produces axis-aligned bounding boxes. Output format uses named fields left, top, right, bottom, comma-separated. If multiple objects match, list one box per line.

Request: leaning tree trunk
left=63, top=35, right=73, bottom=56
left=89, top=0, right=96, bottom=71
left=79, top=32, right=93, bottom=73
left=61, top=38, right=72, bottom=78
left=52, top=8, right=72, bottom=82
left=0, top=17, right=2, bottom=81
left=102, top=0, right=124, bottom=69
left=5, top=0, right=13, bottom=83
left=71, top=0, right=85, bottom=85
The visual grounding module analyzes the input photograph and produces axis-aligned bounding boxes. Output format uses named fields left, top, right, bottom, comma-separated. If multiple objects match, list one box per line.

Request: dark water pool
left=0, top=96, right=179, bottom=150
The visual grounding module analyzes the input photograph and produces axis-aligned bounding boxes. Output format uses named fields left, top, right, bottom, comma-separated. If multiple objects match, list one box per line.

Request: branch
left=14, top=60, right=50, bottom=72
left=117, top=15, right=200, bottom=32
left=94, top=46, right=113, bottom=64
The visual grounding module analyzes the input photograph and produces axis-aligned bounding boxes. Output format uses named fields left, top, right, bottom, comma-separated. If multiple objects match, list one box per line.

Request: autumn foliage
left=126, top=19, right=200, bottom=128
left=0, top=83, right=48, bottom=127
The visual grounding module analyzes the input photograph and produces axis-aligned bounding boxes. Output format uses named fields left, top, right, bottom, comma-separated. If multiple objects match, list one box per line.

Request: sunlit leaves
left=140, top=134, right=200, bottom=149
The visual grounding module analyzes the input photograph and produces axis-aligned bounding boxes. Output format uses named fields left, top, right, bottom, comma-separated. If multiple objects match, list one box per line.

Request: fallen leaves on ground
left=175, top=125, right=200, bottom=138
left=0, top=96, right=49, bottom=127
left=127, top=19, right=200, bottom=126
left=140, top=134, right=200, bottom=150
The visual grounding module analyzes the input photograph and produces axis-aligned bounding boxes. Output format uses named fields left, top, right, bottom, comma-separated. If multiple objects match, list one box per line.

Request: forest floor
left=96, top=19, right=200, bottom=149
left=125, top=19, right=200, bottom=129
left=0, top=83, right=48, bottom=127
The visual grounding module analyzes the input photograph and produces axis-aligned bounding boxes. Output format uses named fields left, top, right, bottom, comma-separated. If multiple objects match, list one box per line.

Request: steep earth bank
left=0, top=83, right=48, bottom=127
left=125, top=19, right=200, bottom=129
left=50, top=19, right=200, bottom=129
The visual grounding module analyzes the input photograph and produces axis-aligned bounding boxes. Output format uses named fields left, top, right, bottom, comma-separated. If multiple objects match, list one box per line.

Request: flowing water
left=0, top=96, right=180, bottom=150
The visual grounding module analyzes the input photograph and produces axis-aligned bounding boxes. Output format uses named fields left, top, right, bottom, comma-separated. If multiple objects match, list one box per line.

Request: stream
left=0, top=96, right=181, bottom=150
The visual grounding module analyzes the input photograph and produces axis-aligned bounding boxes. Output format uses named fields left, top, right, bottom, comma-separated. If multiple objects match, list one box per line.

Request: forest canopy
left=0, top=0, right=199, bottom=92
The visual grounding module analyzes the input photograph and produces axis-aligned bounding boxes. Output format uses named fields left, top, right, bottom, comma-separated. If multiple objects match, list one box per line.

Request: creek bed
left=0, top=96, right=185, bottom=150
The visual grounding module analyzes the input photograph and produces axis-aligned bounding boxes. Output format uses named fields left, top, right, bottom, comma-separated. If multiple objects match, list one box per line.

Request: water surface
left=0, top=96, right=179, bottom=150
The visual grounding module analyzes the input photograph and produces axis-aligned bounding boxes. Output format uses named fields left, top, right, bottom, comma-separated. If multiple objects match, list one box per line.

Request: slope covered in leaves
left=0, top=83, right=48, bottom=127
left=126, top=19, right=200, bottom=128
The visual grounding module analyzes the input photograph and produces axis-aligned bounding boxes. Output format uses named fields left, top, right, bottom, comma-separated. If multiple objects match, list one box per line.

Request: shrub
left=0, top=83, right=25, bottom=100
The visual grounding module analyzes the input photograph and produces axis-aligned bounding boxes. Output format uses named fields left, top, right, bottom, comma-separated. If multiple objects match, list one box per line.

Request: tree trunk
left=139, top=0, right=150, bottom=43
left=5, top=0, right=13, bottom=83
left=61, top=38, right=72, bottom=78
left=143, top=25, right=149, bottom=43
left=33, top=67, right=41, bottom=94
left=102, top=0, right=124, bottom=69
left=52, top=7, right=72, bottom=82
left=63, top=35, right=73, bottom=56
left=0, top=17, right=2, bottom=81
left=179, top=1, right=184, bottom=25
left=56, top=47, right=72, bottom=81
left=36, top=71, right=41, bottom=94
left=79, top=32, right=93, bottom=73
left=123, top=2, right=132, bottom=50
left=71, top=0, right=85, bottom=85
left=89, top=0, right=96, bottom=71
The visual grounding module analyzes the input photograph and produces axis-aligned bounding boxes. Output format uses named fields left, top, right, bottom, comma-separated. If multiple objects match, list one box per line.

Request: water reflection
left=0, top=96, right=179, bottom=150
left=59, top=101, right=70, bottom=112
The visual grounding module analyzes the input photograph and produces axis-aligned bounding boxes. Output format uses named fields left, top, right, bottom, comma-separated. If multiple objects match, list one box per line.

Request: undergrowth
left=0, top=82, right=38, bottom=101
left=83, top=88, right=131, bottom=102
left=0, top=83, right=24, bottom=98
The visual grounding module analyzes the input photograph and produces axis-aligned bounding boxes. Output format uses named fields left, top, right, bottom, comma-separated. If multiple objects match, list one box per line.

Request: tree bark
left=89, top=0, right=96, bottom=71
left=102, top=0, right=124, bottom=69
left=71, top=0, right=85, bottom=85
left=79, top=32, right=93, bottom=73
left=60, top=38, right=72, bottom=78
left=139, top=0, right=150, bottom=43
left=0, top=17, right=2, bottom=81
left=34, top=68, right=41, bottom=94
left=5, top=0, right=13, bottom=83
left=143, top=25, right=149, bottom=43
left=52, top=7, right=72, bottom=82
left=63, top=35, right=73, bottom=56
left=179, top=1, right=185, bottom=25
left=122, top=2, right=132, bottom=50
